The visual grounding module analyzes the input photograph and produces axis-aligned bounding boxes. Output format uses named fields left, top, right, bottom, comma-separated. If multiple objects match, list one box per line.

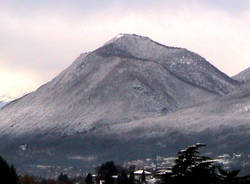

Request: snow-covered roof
left=134, top=170, right=151, bottom=175
left=156, top=169, right=172, bottom=175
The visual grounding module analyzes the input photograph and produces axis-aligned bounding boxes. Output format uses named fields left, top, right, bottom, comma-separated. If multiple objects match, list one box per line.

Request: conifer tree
left=141, top=170, right=146, bottom=183
left=117, top=170, right=129, bottom=184
left=97, top=161, right=118, bottom=184
left=129, top=170, right=135, bottom=184
left=58, top=173, right=69, bottom=182
left=171, top=143, right=218, bottom=184
left=85, top=173, right=93, bottom=184
left=0, top=156, right=19, bottom=184
left=218, top=168, right=241, bottom=184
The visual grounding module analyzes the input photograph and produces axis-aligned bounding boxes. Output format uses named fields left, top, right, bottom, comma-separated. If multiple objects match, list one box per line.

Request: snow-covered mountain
left=0, top=34, right=240, bottom=137
left=233, top=67, right=250, bottom=82
left=0, top=34, right=248, bottom=176
left=0, top=101, right=7, bottom=109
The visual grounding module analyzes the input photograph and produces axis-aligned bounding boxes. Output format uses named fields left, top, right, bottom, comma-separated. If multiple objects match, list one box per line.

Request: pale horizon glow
left=0, top=0, right=249, bottom=100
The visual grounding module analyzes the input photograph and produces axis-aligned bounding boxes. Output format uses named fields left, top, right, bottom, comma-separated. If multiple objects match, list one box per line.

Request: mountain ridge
left=0, top=101, right=7, bottom=109
left=233, top=67, right=250, bottom=82
left=96, top=34, right=239, bottom=94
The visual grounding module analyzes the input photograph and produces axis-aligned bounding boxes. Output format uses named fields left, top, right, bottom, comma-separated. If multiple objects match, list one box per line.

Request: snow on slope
left=233, top=67, right=250, bottom=82
left=0, top=34, right=240, bottom=137
left=98, top=34, right=239, bottom=95
left=107, top=83, right=250, bottom=138
left=0, top=101, right=7, bottom=109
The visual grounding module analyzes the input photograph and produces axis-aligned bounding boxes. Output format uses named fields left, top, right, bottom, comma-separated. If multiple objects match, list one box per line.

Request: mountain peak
left=93, top=34, right=239, bottom=95
left=97, top=33, right=181, bottom=60
left=111, top=33, right=145, bottom=40
left=104, top=33, right=151, bottom=46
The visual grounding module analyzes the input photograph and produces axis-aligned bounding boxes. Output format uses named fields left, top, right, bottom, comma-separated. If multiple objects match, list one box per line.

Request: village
left=87, top=168, right=171, bottom=184
left=1, top=143, right=248, bottom=184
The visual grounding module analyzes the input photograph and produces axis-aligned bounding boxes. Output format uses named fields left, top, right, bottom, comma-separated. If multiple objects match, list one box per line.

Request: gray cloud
left=1, top=0, right=249, bottom=17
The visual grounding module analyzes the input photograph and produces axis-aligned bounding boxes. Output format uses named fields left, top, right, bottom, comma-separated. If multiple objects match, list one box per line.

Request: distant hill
left=233, top=67, right=250, bottom=82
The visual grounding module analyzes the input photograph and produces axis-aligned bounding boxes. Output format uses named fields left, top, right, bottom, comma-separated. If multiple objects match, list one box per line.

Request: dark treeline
left=0, top=155, right=19, bottom=184
left=1, top=143, right=249, bottom=184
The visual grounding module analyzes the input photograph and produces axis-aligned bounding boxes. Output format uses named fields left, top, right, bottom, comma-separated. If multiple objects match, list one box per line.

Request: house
left=93, top=175, right=118, bottom=184
left=154, top=168, right=173, bottom=182
left=134, top=170, right=152, bottom=182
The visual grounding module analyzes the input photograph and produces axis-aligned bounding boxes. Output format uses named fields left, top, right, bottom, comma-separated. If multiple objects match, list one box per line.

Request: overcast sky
left=0, top=0, right=249, bottom=100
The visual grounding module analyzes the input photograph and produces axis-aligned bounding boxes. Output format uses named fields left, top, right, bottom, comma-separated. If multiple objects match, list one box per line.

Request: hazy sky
left=0, top=0, right=249, bottom=100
